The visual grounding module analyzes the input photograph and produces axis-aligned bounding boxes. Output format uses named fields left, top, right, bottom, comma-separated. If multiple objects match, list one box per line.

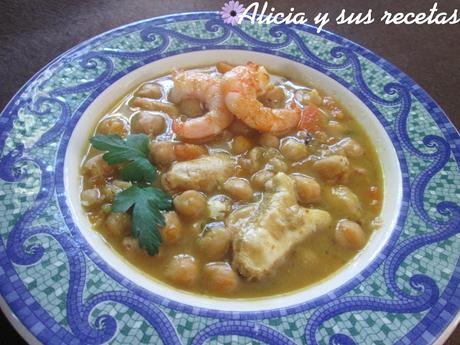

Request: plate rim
left=51, top=20, right=411, bottom=320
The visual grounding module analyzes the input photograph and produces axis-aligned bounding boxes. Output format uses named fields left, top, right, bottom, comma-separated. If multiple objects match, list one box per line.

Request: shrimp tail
left=222, top=63, right=300, bottom=133
left=172, top=118, right=225, bottom=143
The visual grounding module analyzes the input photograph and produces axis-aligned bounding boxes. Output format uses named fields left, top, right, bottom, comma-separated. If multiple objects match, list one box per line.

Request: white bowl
left=64, top=50, right=402, bottom=312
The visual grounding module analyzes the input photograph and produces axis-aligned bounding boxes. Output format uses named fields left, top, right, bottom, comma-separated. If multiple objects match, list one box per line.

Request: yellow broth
left=81, top=65, right=383, bottom=298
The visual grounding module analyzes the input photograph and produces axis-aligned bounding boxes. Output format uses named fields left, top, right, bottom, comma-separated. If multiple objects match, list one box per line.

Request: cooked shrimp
left=222, top=62, right=301, bottom=133
left=170, top=70, right=234, bottom=141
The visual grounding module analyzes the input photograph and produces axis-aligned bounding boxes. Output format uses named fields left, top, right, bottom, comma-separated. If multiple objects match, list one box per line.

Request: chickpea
left=342, top=138, right=364, bottom=157
left=161, top=211, right=182, bottom=245
left=258, top=133, right=279, bottom=148
left=100, top=183, right=121, bottom=203
left=105, top=212, right=131, bottom=236
left=97, top=116, right=129, bottom=136
left=80, top=188, right=104, bottom=208
left=232, top=136, right=253, bottom=155
left=334, top=109, right=345, bottom=121
left=240, top=147, right=264, bottom=173
left=208, top=195, right=232, bottom=221
left=178, top=98, right=204, bottom=117
left=266, top=157, right=288, bottom=173
left=112, top=180, right=132, bottom=190
left=280, top=138, right=308, bottom=161
left=325, top=185, right=362, bottom=219
left=131, top=112, right=166, bottom=136
left=149, top=141, right=176, bottom=166
left=310, top=89, right=323, bottom=105
left=264, top=179, right=274, bottom=191
left=226, top=205, right=256, bottom=228
left=291, top=174, right=321, bottom=204
left=228, top=119, right=256, bottom=137
left=238, top=158, right=255, bottom=175
left=173, top=190, right=207, bottom=218
left=164, top=254, right=198, bottom=287
left=122, top=237, right=140, bottom=252
left=313, top=155, right=350, bottom=182
left=197, top=226, right=232, bottom=260
left=137, top=83, right=162, bottom=99
left=259, top=86, right=286, bottom=108
left=251, top=169, right=275, bottom=190
left=203, top=262, right=239, bottom=294
left=83, top=154, right=115, bottom=182
left=335, top=219, right=366, bottom=250
left=262, top=147, right=281, bottom=161
left=248, top=146, right=264, bottom=163
left=223, top=177, right=253, bottom=201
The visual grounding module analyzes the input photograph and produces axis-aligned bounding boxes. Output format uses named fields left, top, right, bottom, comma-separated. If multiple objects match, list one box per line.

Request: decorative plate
left=0, top=12, right=459, bottom=345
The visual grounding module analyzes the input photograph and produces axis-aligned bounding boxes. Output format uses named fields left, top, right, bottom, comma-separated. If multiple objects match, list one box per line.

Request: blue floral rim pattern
left=0, top=12, right=459, bottom=345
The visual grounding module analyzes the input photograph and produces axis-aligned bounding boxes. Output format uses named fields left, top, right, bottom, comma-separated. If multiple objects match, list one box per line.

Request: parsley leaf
left=90, top=134, right=155, bottom=183
left=89, top=133, right=173, bottom=255
left=113, top=186, right=172, bottom=255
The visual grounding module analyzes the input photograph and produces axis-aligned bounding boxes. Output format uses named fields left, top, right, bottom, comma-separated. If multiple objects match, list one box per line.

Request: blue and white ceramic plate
left=0, top=12, right=459, bottom=345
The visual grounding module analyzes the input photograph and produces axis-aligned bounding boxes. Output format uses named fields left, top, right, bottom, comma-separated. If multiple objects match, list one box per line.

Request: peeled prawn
left=170, top=70, right=234, bottom=141
left=222, top=62, right=301, bottom=133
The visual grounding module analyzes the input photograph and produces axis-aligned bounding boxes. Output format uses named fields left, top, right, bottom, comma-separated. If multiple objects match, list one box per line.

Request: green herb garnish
left=112, top=186, right=172, bottom=255
left=90, top=134, right=155, bottom=183
left=90, top=134, right=173, bottom=255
